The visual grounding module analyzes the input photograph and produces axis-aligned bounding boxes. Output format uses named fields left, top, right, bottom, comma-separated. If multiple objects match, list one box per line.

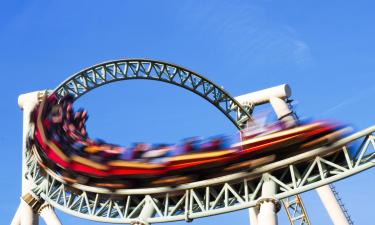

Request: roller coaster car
left=30, top=94, right=349, bottom=188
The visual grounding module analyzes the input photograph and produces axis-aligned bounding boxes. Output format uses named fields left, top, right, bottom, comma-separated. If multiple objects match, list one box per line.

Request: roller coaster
left=11, top=59, right=375, bottom=225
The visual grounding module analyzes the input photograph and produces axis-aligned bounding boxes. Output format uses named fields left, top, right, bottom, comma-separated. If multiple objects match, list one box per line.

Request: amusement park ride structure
left=11, top=59, right=374, bottom=225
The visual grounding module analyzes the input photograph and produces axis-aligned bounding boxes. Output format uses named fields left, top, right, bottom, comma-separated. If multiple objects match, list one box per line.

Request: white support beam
left=131, top=197, right=155, bottom=225
left=39, top=204, right=62, bottom=225
left=17, top=91, right=61, bottom=225
left=316, top=185, right=350, bottom=225
left=256, top=178, right=280, bottom=225
left=269, top=96, right=296, bottom=128
left=18, top=91, right=42, bottom=225
left=10, top=205, right=21, bottom=225
left=235, top=84, right=296, bottom=128
left=238, top=85, right=293, bottom=225
left=248, top=207, right=259, bottom=225
left=235, top=84, right=291, bottom=106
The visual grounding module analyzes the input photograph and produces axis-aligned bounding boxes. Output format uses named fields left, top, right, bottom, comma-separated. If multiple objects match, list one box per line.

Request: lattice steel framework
left=282, top=195, right=311, bottom=225
left=53, top=59, right=253, bottom=129
left=26, top=124, right=375, bottom=224
left=21, top=59, right=373, bottom=224
left=52, top=61, right=310, bottom=224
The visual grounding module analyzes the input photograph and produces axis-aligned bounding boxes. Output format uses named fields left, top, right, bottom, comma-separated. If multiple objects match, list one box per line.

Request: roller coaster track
left=25, top=125, right=375, bottom=223
left=19, top=59, right=374, bottom=224
left=53, top=59, right=253, bottom=129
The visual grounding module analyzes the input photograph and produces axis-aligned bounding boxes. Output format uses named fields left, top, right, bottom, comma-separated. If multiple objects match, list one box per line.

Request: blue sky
left=1, top=1, right=374, bottom=224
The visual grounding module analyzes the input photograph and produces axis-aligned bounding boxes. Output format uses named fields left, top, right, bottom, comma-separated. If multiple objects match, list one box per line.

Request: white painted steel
left=18, top=92, right=41, bottom=195
left=248, top=208, right=258, bottom=225
left=18, top=92, right=41, bottom=225
left=269, top=96, right=296, bottom=128
left=16, top=92, right=61, bottom=225
left=39, top=204, right=62, bottom=225
left=258, top=202, right=278, bottom=225
left=25, top=125, right=374, bottom=224
left=234, top=84, right=291, bottom=106
left=17, top=87, right=375, bottom=224
left=131, top=198, right=156, bottom=225
left=20, top=200, right=39, bottom=225
left=316, top=185, right=350, bottom=225
left=10, top=205, right=20, bottom=225
left=268, top=94, right=307, bottom=225
left=257, top=179, right=278, bottom=225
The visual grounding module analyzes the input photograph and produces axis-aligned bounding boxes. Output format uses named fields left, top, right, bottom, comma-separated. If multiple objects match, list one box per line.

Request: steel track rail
left=51, top=59, right=253, bottom=129
left=25, top=125, right=375, bottom=224
left=22, top=60, right=373, bottom=224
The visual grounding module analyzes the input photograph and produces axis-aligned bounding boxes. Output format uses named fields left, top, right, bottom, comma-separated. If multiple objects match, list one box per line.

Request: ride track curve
left=21, top=59, right=375, bottom=224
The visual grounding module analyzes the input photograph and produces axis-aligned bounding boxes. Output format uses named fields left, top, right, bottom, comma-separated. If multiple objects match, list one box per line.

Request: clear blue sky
left=1, top=1, right=374, bottom=224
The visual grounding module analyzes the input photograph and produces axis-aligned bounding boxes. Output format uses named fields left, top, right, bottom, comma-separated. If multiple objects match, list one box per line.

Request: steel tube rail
left=24, top=125, right=374, bottom=223
left=51, top=59, right=253, bottom=129
left=15, top=59, right=374, bottom=224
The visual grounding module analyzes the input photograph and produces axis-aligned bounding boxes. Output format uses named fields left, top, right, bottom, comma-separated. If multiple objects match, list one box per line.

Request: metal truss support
left=23, top=124, right=375, bottom=224
left=256, top=176, right=280, bottom=225
left=53, top=59, right=253, bottom=129
left=17, top=65, right=375, bottom=225
left=282, top=195, right=311, bottom=225
left=316, top=185, right=350, bottom=225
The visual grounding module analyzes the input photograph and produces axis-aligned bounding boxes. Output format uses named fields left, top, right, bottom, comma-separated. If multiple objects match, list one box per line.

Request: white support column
left=16, top=91, right=60, bottom=225
left=316, top=185, right=350, bottom=225
left=236, top=85, right=292, bottom=225
left=131, top=197, right=155, bottom=225
left=17, top=91, right=42, bottom=225
left=256, top=178, right=280, bottom=225
left=269, top=96, right=296, bottom=128
left=20, top=200, right=39, bottom=225
left=248, top=207, right=258, bottom=225
left=39, top=204, right=62, bottom=225
left=10, top=205, right=21, bottom=225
